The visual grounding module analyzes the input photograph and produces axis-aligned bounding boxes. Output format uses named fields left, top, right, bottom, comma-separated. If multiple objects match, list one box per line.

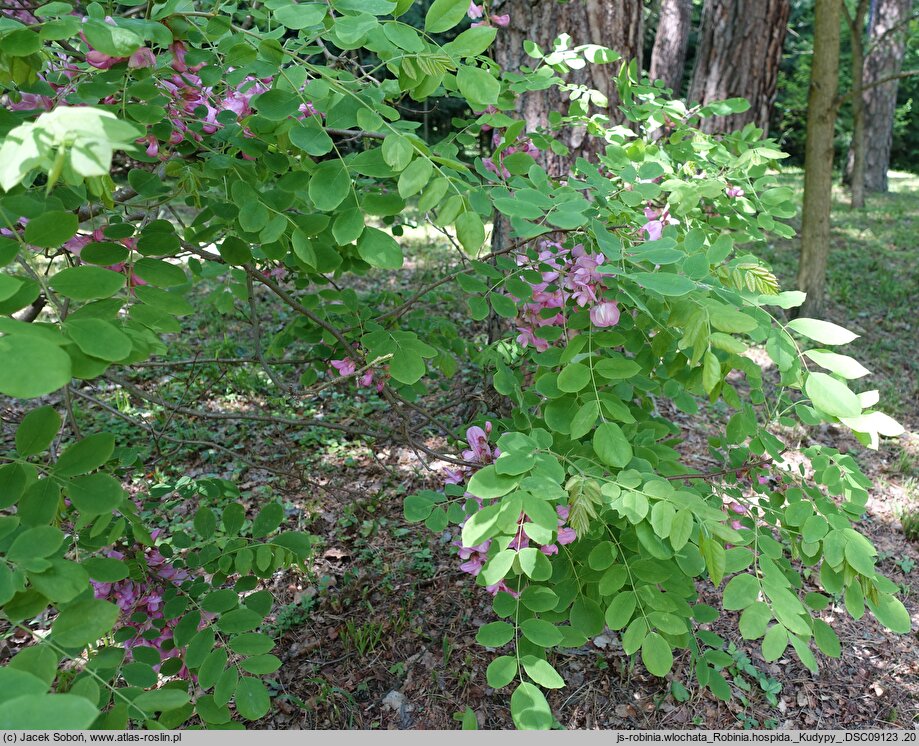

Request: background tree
left=843, top=0, right=871, bottom=209
left=489, top=0, right=642, bottom=258
left=845, top=0, right=915, bottom=193
left=797, top=0, right=843, bottom=316
left=0, top=0, right=911, bottom=730
left=688, top=0, right=791, bottom=134
left=492, top=0, right=643, bottom=174
left=649, top=0, right=693, bottom=93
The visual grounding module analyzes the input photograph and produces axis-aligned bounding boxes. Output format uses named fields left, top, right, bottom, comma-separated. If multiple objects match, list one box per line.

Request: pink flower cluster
left=0, top=220, right=148, bottom=286
left=63, top=226, right=148, bottom=287
left=448, top=425, right=577, bottom=596
left=91, top=535, right=190, bottom=667
left=454, top=504, right=577, bottom=596
left=78, top=17, right=157, bottom=71
left=3, top=20, right=319, bottom=161
left=641, top=204, right=678, bottom=242
left=482, top=130, right=540, bottom=179
left=329, top=358, right=387, bottom=393
left=512, top=241, right=621, bottom=352
left=720, top=474, right=771, bottom=531
left=143, top=44, right=316, bottom=159
left=443, top=423, right=498, bottom=487
left=467, top=2, right=509, bottom=27
left=2, top=0, right=36, bottom=23
left=724, top=498, right=748, bottom=530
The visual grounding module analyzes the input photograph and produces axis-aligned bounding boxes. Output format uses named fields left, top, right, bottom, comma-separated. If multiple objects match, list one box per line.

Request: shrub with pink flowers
left=0, top=0, right=909, bottom=732
left=91, top=535, right=191, bottom=669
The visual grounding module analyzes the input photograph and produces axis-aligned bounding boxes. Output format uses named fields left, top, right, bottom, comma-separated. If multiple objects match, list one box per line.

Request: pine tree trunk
left=845, top=0, right=913, bottom=193
left=491, top=0, right=643, bottom=177
left=488, top=0, right=643, bottom=264
left=847, top=1, right=870, bottom=209
left=797, top=0, right=842, bottom=318
left=649, top=0, right=692, bottom=94
left=687, top=0, right=791, bottom=135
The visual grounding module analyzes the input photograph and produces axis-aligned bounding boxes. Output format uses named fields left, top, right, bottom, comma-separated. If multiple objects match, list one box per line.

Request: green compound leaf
left=521, top=656, right=564, bottom=689
left=787, top=318, right=858, bottom=345
left=485, top=655, right=517, bottom=689
left=425, top=0, right=469, bottom=33
left=475, top=621, right=515, bottom=648
left=51, top=598, right=119, bottom=648
left=761, top=624, right=789, bottom=662
left=54, top=433, right=116, bottom=477
left=520, top=618, right=563, bottom=647
left=641, top=632, right=674, bottom=676
left=15, top=406, right=61, bottom=456
left=510, top=682, right=553, bottom=730
left=0, top=335, right=71, bottom=399
left=0, top=694, right=97, bottom=729
left=722, top=573, right=760, bottom=611
left=805, top=372, right=862, bottom=419
left=357, top=227, right=404, bottom=269
left=867, top=593, right=911, bottom=634
left=49, top=266, right=126, bottom=301
left=593, top=422, right=633, bottom=468
left=132, top=688, right=191, bottom=714
left=234, top=677, right=271, bottom=720
left=67, top=473, right=125, bottom=515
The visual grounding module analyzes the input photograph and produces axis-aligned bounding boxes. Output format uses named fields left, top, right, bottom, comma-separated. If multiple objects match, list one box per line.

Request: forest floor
left=3, top=171, right=917, bottom=730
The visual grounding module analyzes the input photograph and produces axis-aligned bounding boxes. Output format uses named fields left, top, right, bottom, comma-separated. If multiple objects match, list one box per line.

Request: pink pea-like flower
left=86, top=50, right=123, bottom=69
left=8, top=91, right=54, bottom=112
left=459, top=556, right=485, bottom=574
left=491, top=14, right=510, bottom=26
left=557, top=527, right=577, bottom=545
left=91, top=541, right=192, bottom=669
left=486, top=580, right=518, bottom=597
left=463, top=425, right=495, bottom=463
left=467, top=2, right=484, bottom=18
left=330, top=358, right=356, bottom=377
left=590, top=301, right=620, bottom=328
left=169, top=41, right=189, bottom=72
left=725, top=185, right=745, bottom=198
left=641, top=205, right=677, bottom=241
left=642, top=219, right=664, bottom=241
left=144, top=136, right=159, bottom=158
left=128, top=47, right=156, bottom=69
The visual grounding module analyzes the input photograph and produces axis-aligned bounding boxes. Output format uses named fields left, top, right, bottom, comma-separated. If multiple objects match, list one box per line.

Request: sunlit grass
left=760, top=170, right=919, bottom=426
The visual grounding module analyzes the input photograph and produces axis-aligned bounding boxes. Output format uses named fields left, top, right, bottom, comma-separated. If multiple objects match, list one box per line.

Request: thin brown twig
left=369, top=229, right=579, bottom=326
left=246, top=273, right=290, bottom=393
left=309, top=354, right=393, bottom=396
left=132, top=356, right=318, bottom=368
left=836, top=69, right=919, bottom=107
left=663, top=454, right=779, bottom=482
left=325, top=128, right=385, bottom=140
left=104, top=374, right=392, bottom=439
left=68, top=386, right=301, bottom=480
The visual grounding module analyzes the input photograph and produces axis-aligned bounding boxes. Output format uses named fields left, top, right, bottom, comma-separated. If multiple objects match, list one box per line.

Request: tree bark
left=796, top=0, right=842, bottom=318
left=488, top=0, right=643, bottom=264
left=649, top=0, right=693, bottom=94
left=846, top=0, right=871, bottom=209
left=492, top=0, right=643, bottom=176
left=845, top=0, right=913, bottom=193
left=687, top=0, right=791, bottom=135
